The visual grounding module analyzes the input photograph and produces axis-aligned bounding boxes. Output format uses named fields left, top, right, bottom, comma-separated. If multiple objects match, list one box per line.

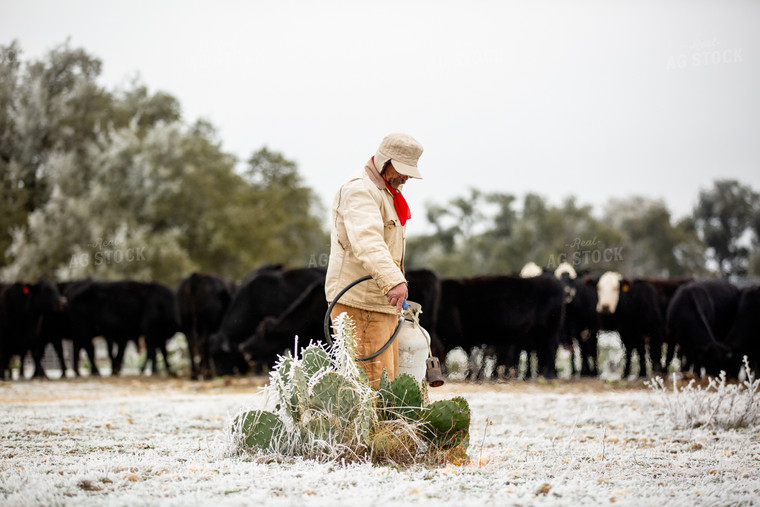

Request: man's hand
left=386, top=283, right=408, bottom=313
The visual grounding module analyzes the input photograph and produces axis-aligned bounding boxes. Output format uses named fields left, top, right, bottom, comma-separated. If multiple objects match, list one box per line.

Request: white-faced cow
left=586, top=271, right=666, bottom=378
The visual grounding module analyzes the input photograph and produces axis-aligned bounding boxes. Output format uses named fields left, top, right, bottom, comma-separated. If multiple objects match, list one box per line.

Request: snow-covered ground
left=1, top=376, right=759, bottom=506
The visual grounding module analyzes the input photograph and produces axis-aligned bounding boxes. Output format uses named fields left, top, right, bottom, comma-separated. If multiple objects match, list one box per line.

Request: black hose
left=323, top=275, right=403, bottom=361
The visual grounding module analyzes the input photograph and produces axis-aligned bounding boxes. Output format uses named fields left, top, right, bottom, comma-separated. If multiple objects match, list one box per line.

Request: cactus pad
left=389, top=373, right=424, bottom=420
left=422, top=399, right=470, bottom=449
left=301, top=346, right=330, bottom=378
left=235, top=410, right=283, bottom=451
left=310, top=372, right=360, bottom=420
left=276, top=356, right=293, bottom=379
left=305, top=416, right=338, bottom=441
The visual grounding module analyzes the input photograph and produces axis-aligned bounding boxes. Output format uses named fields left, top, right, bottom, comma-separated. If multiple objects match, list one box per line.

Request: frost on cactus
left=234, top=317, right=378, bottom=460
left=379, top=368, right=391, bottom=394
left=305, top=416, right=339, bottom=442
left=232, top=311, right=472, bottom=465
left=310, top=371, right=361, bottom=421
left=271, top=354, right=301, bottom=423
left=301, top=346, right=330, bottom=377
left=233, top=410, right=283, bottom=451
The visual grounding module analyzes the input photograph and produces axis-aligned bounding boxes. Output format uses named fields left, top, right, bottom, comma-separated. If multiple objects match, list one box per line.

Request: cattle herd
left=1, top=262, right=758, bottom=382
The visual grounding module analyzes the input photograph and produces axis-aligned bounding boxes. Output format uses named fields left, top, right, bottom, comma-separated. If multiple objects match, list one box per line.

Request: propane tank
left=396, top=300, right=431, bottom=383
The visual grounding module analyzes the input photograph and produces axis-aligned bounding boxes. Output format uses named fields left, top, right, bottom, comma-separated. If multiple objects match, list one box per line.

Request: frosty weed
left=647, top=356, right=760, bottom=429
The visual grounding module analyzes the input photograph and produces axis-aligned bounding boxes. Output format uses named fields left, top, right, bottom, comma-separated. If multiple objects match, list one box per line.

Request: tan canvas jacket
left=325, top=159, right=407, bottom=314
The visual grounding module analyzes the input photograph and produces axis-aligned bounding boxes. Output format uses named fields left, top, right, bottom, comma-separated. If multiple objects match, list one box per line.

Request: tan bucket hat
left=376, top=133, right=424, bottom=179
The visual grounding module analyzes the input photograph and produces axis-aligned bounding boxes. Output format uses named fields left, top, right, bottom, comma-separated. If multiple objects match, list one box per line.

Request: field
left=2, top=372, right=760, bottom=506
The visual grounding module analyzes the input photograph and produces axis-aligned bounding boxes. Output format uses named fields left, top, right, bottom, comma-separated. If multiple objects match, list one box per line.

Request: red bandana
left=374, top=156, right=411, bottom=225
left=384, top=179, right=411, bottom=226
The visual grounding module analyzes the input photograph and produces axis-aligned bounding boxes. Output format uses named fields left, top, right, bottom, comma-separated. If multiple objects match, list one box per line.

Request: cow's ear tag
left=622, top=282, right=630, bottom=292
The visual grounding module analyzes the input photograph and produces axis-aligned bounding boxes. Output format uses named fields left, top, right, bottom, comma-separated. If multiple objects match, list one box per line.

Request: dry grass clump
left=647, top=356, right=760, bottom=429
left=370, top=419, right=421, bottom=465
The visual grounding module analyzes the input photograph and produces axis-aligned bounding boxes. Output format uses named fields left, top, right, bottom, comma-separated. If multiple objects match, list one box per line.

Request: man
left=325, top=133, right=423, bottom=386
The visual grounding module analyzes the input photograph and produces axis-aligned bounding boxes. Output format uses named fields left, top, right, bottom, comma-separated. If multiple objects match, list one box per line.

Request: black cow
left=0, top=282, right=26, bottom=380
left=238, top=268, right=444, bottom=369
left=0, top=283, right=8, bottom=375
left=436, top=273, right=565, bottom=379
left=667, top=279, right=740, bottom=377
left=33, top=280, right=69, bottom=378
left=65, top=280, right=180, bottom=376
left=640, top=277, right=693, bottom=371
left=239, top=263, right=283, bottom=287
left=177, top=273, right=234, bottom=380
left=58, top=280, right=101, bottom=376
left=0, top=280, right=67, bottom=380
left=587, top=272, right=666, bottom=379
left=406, top=269, right=445, bottom=362
left=209, top=267, right=326, bottom=375
left=723, top=284, right=760, bottom=376
left=554, top=267, right=600, bottom=377
left=240, top=279, right=327, bottom=362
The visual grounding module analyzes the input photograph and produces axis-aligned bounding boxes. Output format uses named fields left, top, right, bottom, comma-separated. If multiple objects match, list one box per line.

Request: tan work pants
left=330, top=303, right=399, bottom=387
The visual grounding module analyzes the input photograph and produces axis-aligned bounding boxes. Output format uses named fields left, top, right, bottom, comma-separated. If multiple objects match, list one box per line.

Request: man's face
left=382, top=162, right=409, bottom=190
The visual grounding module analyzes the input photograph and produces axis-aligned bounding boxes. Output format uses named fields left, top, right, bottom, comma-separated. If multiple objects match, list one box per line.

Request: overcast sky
left=3, top=0, right=759, bottom=232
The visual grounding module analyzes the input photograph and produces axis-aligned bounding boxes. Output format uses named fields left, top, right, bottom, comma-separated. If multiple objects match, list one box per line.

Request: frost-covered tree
left=1, top=41, right=327, bottom=284
left=4, top=122, right=198, bottom=283
left=0, top=39, right=180, bottom=274
left=0, top=42, right=25, bottom=263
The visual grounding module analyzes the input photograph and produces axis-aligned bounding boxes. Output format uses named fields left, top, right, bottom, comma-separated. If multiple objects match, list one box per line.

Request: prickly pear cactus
left=305, top=416, right=338, bottom=442
left=301, top=347, right=330, bottom=377
left=310, top=371, right=361, bottom=421
left=271, top=355, right=301, bottom=423
left=379, top=373, right=424, bottom=421
left=373, top=368, right=470, bottom=458
left=391, top=374, right=424, bottom=407
left=292, top=362, right=310, bottom=422
left=233, top=410, right=283, bottom=451
left=231, top=311, right=471, bottom=465
left=379, top=368, right=391, bottom=394
left=422, top=398, right=471, bottom=449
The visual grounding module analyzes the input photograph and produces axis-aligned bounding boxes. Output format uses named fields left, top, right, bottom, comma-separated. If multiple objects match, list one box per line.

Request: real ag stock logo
left=68, top=238, right=147, bottom=268
left=666, top=38, right=744, bottom=71
left=545, top=236, right=624, bottom=269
